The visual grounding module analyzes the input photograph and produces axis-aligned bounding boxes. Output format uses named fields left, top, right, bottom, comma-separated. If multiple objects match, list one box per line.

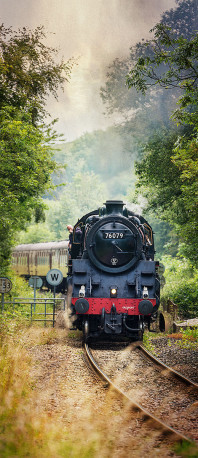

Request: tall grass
left=0, top=315, right=128, bottom=457
left=0, top=315, right=101, bottom=457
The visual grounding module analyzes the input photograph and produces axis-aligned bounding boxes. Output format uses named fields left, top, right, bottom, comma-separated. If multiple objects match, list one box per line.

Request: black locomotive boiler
left=68, top=200, right=162, bottom=341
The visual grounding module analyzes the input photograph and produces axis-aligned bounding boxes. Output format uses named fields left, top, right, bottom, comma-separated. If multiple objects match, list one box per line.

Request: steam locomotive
left=68, top=200, right=162, bottom=341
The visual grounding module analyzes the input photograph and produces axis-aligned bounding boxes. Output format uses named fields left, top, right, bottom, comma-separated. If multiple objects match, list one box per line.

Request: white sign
left=46, top=269, right=63, bottom=286
left=29, top=276, right=43, bottom=289
left=0, top=277, right=12, bottom=293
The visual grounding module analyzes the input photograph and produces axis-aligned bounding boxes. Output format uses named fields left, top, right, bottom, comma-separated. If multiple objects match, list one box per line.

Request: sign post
left=46, top=269, right=63, bottom=326
left=0, top=278, right=12, bottom=312
left=29, top=276, right=43, bottom=311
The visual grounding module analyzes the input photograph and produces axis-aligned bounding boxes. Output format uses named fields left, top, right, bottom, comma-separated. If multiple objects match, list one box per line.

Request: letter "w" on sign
left=51, top=273, right=59, bottom=281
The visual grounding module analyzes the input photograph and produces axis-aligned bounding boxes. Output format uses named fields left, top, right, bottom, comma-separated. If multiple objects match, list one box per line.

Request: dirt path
left=28, top=330, right=107, bottom=427
left=24, top=327, right=198, bottom=457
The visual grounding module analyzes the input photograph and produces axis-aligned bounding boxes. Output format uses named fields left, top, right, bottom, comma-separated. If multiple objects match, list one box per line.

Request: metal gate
left=1, top=297, right=66, bottom=327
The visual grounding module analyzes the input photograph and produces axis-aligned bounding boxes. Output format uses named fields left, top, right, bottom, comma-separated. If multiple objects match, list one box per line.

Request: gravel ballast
left=148, top=335, right=198, bottom=383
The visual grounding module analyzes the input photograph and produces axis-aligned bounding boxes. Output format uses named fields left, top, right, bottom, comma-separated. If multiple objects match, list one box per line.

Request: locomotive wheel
left=83, top=319, right=89, bottom=342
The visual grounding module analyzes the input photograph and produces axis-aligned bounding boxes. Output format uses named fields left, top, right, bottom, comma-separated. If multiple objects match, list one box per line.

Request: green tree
left=125, top=18, right=198, bottom=265
left=172, top=133, right=198, bottom=261
left=45, top=171, right=108, bottom=240
left=0, top=108, right=57, bottom=271
left=126, top=24, right=198, bottom=127
left=0, top=25, right=73, bottom=272
left=133, top=127, right=198, bottom=265
left=0, top=24, right=73, bottom=124
left=101, top=0, right=197, bottom=121
left=18, top=223, right=56, bottom=244
left=161, top=256, right=198, bottom=318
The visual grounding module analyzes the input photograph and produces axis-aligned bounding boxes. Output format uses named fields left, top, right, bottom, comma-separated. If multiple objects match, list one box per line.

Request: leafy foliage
left=145, top=214, right=179, bottom=259
left=0, top=25, right=72, bottom=272
left=0, top=108, right=57, bottom=272
left=161, top=256, right=198, bottom=318
left=18, top=222, right=56, bottom=244
left=101, top=0, right=198, bottom=120
left=126, top=15, right=198, bottom=265
left=134, top=127, right=198, bottom=265
left=126, top=23, right=198, bottom=126
left=44, top=171, right=108, bottom=239
left=0, top=24, right=73, bottom=124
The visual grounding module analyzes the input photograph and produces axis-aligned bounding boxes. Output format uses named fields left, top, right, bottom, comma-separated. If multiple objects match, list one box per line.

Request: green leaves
left=0, top=107, right=58, bottom=272
left=126, top=24, right=198, bottom=126
left=134, top=126, right=198, bottom=266
left=0, top=24, right=74, bottom=124
left=0, top=24, right=74, bottom=272
left=161, top=255, right=198, bottom=318
left=124, top=3, right=198, bottom=266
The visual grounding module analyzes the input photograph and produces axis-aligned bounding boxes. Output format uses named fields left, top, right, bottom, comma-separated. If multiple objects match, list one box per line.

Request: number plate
left=103, top=232, right=125, bottom=239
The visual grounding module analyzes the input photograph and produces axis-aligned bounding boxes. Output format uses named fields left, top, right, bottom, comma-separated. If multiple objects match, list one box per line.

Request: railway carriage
left=12, top=241, right=68, bottom=290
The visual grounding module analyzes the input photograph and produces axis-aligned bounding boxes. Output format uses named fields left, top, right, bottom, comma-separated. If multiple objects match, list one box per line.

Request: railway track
left=84, top=342, right=197, bottom=445
left=136, top=343, right=198, bottom=389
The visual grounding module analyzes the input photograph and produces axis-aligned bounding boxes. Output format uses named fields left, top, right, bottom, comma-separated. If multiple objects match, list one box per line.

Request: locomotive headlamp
left=110, top=287, right=117, bottom=298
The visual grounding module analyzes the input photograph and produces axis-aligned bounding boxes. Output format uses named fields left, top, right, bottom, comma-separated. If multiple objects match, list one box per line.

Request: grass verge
left=0, top=314, right=98, bottom=457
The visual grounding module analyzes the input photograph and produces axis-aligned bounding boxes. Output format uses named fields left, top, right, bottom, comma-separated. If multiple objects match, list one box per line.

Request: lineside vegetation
left=0, top=25, right=73, bottom=273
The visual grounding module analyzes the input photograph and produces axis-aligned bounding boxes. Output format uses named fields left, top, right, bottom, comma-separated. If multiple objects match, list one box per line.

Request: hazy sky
left=1, top=0, right=177, bottom=141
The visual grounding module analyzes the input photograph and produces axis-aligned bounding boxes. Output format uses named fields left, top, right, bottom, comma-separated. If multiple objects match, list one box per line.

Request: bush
left=161, top=256, right=198, bottom=319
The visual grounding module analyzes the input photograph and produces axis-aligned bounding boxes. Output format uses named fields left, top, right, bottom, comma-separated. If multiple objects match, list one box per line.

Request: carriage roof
left=13, top=241, right=68, bottom=252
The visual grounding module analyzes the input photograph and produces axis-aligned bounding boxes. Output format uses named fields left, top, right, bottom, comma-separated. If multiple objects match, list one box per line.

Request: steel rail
left=136, top=344, right=198, bottom=390
left=84, top=342, right=194, bottom=444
